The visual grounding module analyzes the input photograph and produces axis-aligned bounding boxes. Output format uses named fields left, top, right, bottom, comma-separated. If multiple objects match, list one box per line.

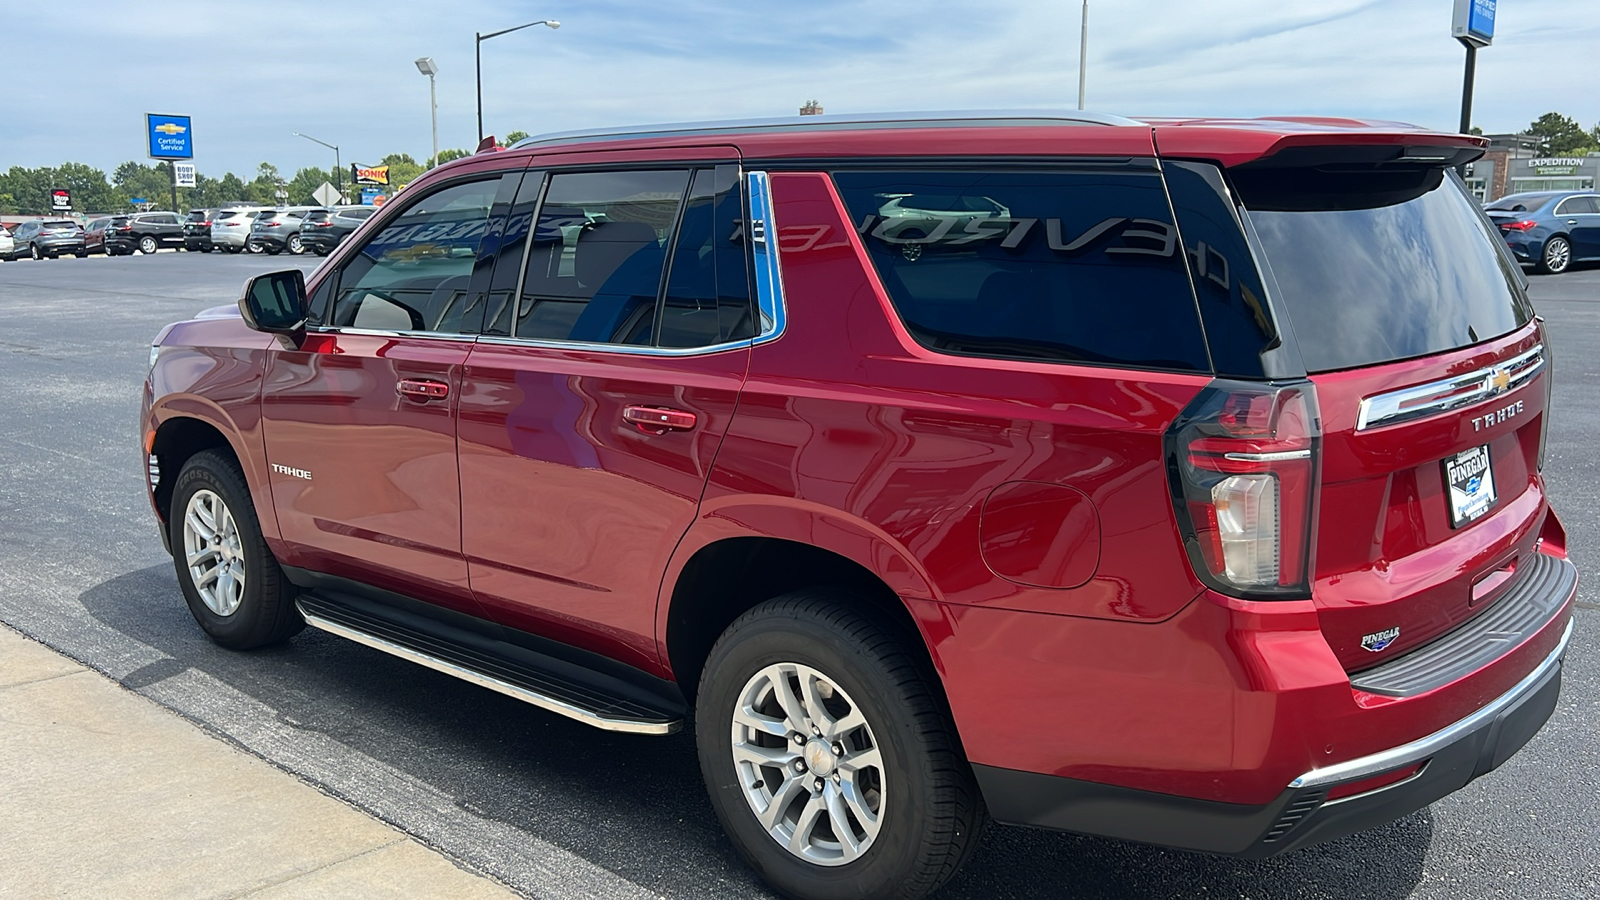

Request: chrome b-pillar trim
left=747, top=171, right=787, bottom=345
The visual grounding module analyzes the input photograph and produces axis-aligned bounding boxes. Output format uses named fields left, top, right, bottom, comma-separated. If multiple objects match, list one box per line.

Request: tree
left=503, top=130, right=530, bottom=146
left=379, top=153, right=425, bottom=190
left=434, top=148, right=471, bottom=165
left=1524, top=112, right=1596, bottom=156
left=287, top=166, right=340, bottom=205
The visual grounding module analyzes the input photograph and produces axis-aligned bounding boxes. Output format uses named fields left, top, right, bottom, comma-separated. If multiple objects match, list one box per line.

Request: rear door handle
left=397, top=379, right=450, bottom=401
left=623, top=406, right=697, bottom=433
left=1566, top=219, right=1578, bottom=225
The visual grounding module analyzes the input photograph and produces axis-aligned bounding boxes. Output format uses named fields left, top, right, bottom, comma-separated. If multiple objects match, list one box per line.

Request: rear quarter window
left=833, top=167, right=1210, bottom=372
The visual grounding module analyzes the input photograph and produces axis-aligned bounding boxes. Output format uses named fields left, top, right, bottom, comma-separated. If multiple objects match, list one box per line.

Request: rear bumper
left=299, top=231, right=339, bottom=251
left=211, top=230, right=249, bottom=248
left=976, top=616, right=1572, bottom=856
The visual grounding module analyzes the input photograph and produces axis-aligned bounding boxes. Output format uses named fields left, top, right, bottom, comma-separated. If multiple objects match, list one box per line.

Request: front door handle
left=397, top=378, right=450, bottom=401
left=623, top=406, right=697, bottom=434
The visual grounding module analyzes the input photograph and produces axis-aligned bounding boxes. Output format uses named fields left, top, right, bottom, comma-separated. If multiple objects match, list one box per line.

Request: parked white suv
left=209, top=208, right=269, bottom=254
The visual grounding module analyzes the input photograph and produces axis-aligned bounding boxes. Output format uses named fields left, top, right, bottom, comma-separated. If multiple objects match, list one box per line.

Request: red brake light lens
left=1502, top=220, right=1537, bottom=232
left=1166, top=381, right=1320, bottom=598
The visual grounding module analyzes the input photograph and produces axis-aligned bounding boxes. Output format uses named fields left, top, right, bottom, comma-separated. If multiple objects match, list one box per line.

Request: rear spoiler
left=1153, top=125, right=1486, bottom=169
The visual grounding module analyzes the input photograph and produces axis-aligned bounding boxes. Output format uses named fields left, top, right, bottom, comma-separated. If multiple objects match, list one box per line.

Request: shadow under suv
left=142, top=112, right=1577, bottom=900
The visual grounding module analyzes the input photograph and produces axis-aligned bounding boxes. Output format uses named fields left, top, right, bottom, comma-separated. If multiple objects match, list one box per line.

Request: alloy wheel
left=182, top=489, right=247, bottom=617
left=1545, top=237, right=1571, bottom=274
left=732, top=662, right=885, bottom=866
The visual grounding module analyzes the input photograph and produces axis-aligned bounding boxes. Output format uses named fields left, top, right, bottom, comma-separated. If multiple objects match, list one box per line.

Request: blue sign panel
left=360, top=187, right=385, bottom=206
left=146, top=113, right=193, bottom=160
left=1469, top=0, right=1495, bottom=43
left=1453, top=0, right=1495, bottom=46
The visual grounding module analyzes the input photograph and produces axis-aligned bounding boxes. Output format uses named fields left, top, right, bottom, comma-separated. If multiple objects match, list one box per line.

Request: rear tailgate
left=1228, top=144, right=1551, bottom=672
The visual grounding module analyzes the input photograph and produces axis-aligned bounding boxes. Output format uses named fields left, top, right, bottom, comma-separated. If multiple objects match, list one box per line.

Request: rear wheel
left=1539, top=236, right=1572, bottom=274
left=169, top=450, right=304, bottom=650
left=696, top=591, right=985, bottom=900
left=138, top=234, right=159, bottom=255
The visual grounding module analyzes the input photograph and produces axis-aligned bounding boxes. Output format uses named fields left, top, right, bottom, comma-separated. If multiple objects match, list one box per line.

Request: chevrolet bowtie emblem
left=154, top=123, right=187, bottom=135
left=1486, top=368, right=1511, bottom=395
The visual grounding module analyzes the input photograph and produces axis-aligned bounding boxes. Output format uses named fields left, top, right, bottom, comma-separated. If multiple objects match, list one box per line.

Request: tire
left=169, top=450, right=304, bottom=650
left=30, top=243, right=41, bottom=260
left=696, top=591, right=985, bottom=900
left=286, top=234, right=304, bottom=255
left=265, top=246, right=282, bottom=256
left=313, top=247, right=330, bottom=257
left=1539, top=236, right=1572, bottom=274
left=200, top=246, right=212, bottom=253
left=75, top=251, right=87, bottom=258
left=138, top=234, right=159, bottom=255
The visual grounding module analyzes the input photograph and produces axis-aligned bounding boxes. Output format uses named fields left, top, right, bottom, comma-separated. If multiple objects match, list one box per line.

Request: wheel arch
left=659, top=500, right=946, bottom=707
left=147, top=400, right=273, bottom=545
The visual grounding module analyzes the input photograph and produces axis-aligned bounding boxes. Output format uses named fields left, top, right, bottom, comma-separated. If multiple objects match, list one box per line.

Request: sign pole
left=1457, top=38, right=1476, bottom=136
left=169, top=161, right=179, bottom=214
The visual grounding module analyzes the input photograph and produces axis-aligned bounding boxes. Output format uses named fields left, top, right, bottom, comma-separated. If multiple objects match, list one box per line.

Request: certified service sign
left=147, top=113, right=194, bottom=160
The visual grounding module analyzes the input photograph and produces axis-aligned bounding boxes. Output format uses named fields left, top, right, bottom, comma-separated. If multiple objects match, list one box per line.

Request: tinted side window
left=514, top=169, right=688, bottom=344
left=1557, top=196, right=1598, bottom=215
left=1163, top=161, right=1289, bottom=378
left=656, top=167, right=753, bottom=348
left=331, top=178, right=499, bottom=334
left=833, top=168, right=1210, bottom=371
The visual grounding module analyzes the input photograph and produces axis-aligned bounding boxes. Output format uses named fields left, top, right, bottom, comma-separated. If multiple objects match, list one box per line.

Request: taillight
left=1166, top=380, right=1320, bottom=598
left=1501, top=220, right=1537, bottom=232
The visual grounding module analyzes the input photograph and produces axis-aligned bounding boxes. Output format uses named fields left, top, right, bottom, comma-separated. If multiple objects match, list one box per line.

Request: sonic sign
left=146, top=114, right=194, bottom=160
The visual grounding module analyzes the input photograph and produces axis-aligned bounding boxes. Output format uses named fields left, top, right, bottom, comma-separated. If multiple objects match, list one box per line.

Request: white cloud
left=2, top=0, right=1595, bottom=180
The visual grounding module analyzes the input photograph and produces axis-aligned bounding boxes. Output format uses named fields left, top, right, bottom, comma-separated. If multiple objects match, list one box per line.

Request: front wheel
left=169, top=450, right=304, bottom=649
left=286, top=234, right=304, bottom=255
left=1539, top=236, right=1572, bottom=274
left=696, top=591, right=985, bottom=900
left=30, top=243, right=41, bottom=260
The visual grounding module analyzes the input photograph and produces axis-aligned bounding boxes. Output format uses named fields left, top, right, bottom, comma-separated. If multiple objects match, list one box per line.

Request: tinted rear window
left=303, top=210, right=332, bottom=221
left=1485, top=194, right=1557, bottom=212
left=832, top=168, right=1210, bottom=372
left=1239, top=171, right=1530, bottom=373
left=44, top=221, right=78, bottom=229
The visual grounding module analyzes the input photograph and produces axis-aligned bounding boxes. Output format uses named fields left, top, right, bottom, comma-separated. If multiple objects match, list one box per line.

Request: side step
left=296, top=594, right=683, bottom=735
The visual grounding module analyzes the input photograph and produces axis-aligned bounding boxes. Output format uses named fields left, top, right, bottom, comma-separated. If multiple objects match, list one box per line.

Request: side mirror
left=239, top=270, right=308, bottom=344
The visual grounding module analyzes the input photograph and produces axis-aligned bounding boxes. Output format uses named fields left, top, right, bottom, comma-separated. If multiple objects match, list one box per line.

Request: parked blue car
left=1484, top=190, right=1600, bottom=274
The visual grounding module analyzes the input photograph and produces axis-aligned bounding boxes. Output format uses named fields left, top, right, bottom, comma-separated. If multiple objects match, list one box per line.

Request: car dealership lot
left=0, top=252, right=1596, bottom=899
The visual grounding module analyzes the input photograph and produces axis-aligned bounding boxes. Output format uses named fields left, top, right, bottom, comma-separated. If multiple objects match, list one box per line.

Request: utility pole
left=1077, top=0, right=1088, bottom=110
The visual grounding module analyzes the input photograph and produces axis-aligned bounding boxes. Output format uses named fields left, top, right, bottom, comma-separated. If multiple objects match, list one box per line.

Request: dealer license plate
left=1444, top=444, right=1497, bottom=528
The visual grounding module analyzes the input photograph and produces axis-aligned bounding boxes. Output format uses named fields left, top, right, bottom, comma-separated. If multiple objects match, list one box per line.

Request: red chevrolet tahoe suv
left=142, top=112, right=1577, bottom=900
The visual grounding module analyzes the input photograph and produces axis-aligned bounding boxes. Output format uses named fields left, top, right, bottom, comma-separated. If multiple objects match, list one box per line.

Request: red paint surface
left=144, top=118, right=1572, bottom=812
left=1308, top=323, right=1549, bottom=670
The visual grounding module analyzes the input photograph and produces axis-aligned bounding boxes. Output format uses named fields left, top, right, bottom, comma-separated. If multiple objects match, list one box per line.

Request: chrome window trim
left=475, top=334, right=750, bottom=358
left=1288, top=618, right=1572, bottom=790
left=1355, top=344, right=1544, bottom=431
left=307, top=325, right=479, bottom=342
left=747, top=170, right=787, bottom=346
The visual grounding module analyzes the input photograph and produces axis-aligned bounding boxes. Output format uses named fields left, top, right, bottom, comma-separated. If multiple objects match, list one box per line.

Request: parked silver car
left=248, top=206, right=321, bottom=255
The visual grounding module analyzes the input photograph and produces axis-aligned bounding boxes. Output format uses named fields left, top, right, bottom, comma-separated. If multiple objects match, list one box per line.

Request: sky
left=2, top=0, right=1596, bottom=180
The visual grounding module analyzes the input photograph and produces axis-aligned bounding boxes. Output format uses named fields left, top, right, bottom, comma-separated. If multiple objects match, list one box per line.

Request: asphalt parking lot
left=0, top=250, right=1596, bottom=899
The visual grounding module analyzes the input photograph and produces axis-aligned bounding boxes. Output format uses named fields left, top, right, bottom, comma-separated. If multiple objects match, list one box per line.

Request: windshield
left=1241, top=171, right=1531, bottom=373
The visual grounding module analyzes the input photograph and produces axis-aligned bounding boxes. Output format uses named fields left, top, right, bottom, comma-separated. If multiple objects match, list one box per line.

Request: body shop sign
left=147, top=114, right=193, bottom=160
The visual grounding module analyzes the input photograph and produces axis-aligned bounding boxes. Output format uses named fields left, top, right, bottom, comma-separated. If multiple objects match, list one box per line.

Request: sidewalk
left=0, top=625, right=522, bottom=899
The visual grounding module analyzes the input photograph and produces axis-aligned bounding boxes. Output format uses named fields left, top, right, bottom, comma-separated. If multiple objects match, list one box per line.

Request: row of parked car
left=0, top=205, right=379, bottom=261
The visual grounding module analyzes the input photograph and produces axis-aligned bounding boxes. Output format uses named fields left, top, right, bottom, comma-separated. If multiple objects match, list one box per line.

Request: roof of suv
left=494, top=110, right=1487, bottom=170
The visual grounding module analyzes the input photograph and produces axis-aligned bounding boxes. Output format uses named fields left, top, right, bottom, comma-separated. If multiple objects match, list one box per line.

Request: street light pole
left=475, top=18, right=560, bottom=144
left=415, top=58, right=439, bottom=169
left=1077, top=0, right=1089, bottom=110
left=292, top=132, right=342, bottom=200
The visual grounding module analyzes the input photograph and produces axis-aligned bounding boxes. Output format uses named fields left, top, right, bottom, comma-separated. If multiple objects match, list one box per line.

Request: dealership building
left=1467, top=133, right=1600, bottom=202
